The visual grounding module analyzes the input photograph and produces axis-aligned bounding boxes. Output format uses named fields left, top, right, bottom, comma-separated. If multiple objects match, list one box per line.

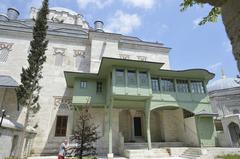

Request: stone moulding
left=53, top=96, right=73, bottom=110
left=53, top=47, right=66, bottom=55
left=0, top=42, right=13, bottom=50
left=73, top=50, right=85, bottom=57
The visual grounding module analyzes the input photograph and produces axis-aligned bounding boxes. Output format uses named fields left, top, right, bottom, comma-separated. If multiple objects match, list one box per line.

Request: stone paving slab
left=28, top=156, right=186, bottom=159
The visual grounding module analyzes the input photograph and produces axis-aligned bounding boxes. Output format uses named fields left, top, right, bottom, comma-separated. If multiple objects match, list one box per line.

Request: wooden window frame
left=55, top=116, right=68, bottom=137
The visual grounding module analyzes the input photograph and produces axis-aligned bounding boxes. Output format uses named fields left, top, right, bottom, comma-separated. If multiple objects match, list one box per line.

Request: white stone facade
left=0, top=7, right=172, bottom=156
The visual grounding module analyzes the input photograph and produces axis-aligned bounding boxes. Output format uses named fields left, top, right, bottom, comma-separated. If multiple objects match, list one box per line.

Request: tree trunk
left=17, top=94, right=33, bottom=159
left=221, top=0, right=240, bottom=72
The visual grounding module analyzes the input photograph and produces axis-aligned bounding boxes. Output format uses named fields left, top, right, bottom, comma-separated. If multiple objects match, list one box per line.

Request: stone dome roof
left=50, top=7, right=79, bottom=15
left=207, top=77, right=240, bottom=92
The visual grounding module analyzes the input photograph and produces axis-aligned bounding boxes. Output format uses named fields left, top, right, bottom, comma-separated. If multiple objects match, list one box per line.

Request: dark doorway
left=134, top=117, right=142, bottom=136
left=228, top=122, right=240, bottom=147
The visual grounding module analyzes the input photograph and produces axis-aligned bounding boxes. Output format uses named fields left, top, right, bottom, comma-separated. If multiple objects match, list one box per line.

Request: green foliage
left=69, top=103, right=99, bottom=159
left=217, top=154, right=240, bottom=159
left=4, top=157, right=17, bottom=159
left=180, top=0, right=221, bottom=25
left=16, top=0, right=49, bottom=113
left=199, top=7, right=221, bottom=25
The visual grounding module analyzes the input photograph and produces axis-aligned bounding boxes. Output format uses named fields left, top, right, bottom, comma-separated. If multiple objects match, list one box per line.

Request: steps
left=124, top=148, right=170, bottom=159
left=180, top=148, right=202, bottom=159
left=124, top=142, right=184, bottom=149
left=40, top=139, right=62, bottom=155
left=123, top=142, right=184, bottom=159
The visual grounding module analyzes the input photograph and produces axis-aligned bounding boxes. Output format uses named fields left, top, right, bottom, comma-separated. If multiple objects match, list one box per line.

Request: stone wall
left=0, top=127, right=22, bottom=158
left=183, top=117, right=199, bottom=146
left=161, top=109, right=185, bottom=142
left=0, top=16, right=171, bottom=156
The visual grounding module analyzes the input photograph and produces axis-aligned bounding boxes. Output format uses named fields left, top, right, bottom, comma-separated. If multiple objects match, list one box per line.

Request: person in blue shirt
left=58, top=139, right=68, bottom=159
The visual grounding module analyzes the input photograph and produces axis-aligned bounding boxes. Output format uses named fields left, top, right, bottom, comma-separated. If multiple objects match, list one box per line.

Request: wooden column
left=145, top=99, right=152, bottom=150
left=107, top=98, right=114, bottom=159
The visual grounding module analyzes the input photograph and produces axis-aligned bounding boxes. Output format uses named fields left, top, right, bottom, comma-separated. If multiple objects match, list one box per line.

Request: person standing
left=58, top=139, right=68, bottom=159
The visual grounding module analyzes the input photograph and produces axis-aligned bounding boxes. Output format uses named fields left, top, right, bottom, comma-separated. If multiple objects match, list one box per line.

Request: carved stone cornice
left=0, top=42, right=13, bottom=50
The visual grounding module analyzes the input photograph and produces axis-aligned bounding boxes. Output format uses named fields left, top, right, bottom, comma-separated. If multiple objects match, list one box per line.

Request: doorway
left=228, top=122, right=240, bottom=147
left=134, top=117, right=142, bottom=137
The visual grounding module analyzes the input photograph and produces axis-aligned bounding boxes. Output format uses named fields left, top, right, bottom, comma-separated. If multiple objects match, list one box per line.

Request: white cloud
left=122, top=0, right=155, bottom=9
left=105, top=10, right=141, bottom=34
left=208, top=62, right=222, bottom=70
left=77, top=0, right=112, bottom=9
left=222, top=40, right=232, bottom=53
left=159, top=24, right=169, bottom=33
left=193, top=18, right=201, bottom=29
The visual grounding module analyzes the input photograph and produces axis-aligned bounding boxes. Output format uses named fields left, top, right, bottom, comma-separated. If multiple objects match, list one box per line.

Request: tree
left=180, top=0, right=240, bottom=72
left=69, top=103, right=99, bottom=159
left=16, top=0, right=49, bottom=157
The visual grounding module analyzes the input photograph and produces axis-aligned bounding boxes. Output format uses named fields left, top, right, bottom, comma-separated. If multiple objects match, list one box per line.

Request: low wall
left=201, top=148, right=240, bottom=159
left=0, top=127, right=22, bottom=159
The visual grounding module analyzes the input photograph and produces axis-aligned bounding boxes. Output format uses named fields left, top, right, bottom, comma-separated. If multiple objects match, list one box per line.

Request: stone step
left=124, top=142, right=184, bottom=149
left=180, top=148, right=202, bottom=159
left=28, top=156, right=127, bottom=159
left=124, top=148, right=170, bottom=159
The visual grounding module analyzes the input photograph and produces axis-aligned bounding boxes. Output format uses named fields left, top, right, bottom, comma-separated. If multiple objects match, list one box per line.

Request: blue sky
left=0, top=0, right=238, bottom=82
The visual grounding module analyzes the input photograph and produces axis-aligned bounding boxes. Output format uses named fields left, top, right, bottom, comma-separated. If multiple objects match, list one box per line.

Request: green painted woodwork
left=108, top=99, right=113, bottom=153
left=145, top=99, right=152, bottom=149
left=64, top=57, right=216, bottom=154
left=196, top=116, right=216, bottom=147
left=68, top=60, right=213, bottom=114
left=72, top=79, right=106, bottom=105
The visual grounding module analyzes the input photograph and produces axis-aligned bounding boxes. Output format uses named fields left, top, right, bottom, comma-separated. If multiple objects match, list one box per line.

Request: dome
left=50, top=7, right=79, bottom=15
left=207, top=77, right=240, bottom=92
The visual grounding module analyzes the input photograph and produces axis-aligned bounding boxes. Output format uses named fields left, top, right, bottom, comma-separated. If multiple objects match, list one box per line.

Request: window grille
left=161, top=78, right=174, bottom=92
left=176, top=79, right=189, bottom=93
left=191, top=80, right=205, bottom=93
left=127, top=70, right=137, bottom=86
left=139, top=72, right=148, bottom=87
left=80, top=81, right=87, bottom=88
left=151, top=78, right=159, bottom=91
left=115, top=69, right=125, bottom=85
left=55, top=116, right=68, bottom=136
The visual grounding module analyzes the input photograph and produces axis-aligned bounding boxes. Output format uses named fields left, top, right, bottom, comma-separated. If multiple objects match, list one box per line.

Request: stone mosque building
left=0, top=6, right=225, bottom=159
